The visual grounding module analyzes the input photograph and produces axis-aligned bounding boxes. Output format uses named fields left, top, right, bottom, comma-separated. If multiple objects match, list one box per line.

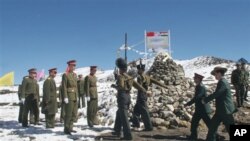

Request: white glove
left=64, top=98, right=69, bottom=104
left=87, top=96, right=90, bottom=102
left=57, top=98, right=60, bottom=102
left=20, top=98, right=25, bottom=104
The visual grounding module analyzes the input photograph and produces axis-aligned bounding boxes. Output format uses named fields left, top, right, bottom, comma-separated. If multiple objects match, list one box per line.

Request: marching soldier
left=131, top=63, right=168, bottom=131
left=242, top=62, right=249, bottom=101
left=77, top=74, right=86, bottom=108
left=202, top=67, right=236, bottom=141
left=231, top=63, right=243, bottom=107
left=185, top=73, right=211, bottom=140
left=42, top=68, right=58, bottom=128
left=85, top=66, right=99, bottom=127
left=62, top=60, right=78, bottom=135
left=111, top=58, right=149, bottom=140
left=21, top=68, right=40, bottom=127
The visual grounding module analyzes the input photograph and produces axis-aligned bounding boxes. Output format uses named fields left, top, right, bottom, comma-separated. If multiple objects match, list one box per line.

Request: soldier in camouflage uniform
left=85, top=66, right=99, bottom=127
left=242, top=62, right=249, bottom=101
left=62, top=60, right=78, bottom=135
left=111, top=58, right=149, bottom=140
left=185, top=73, right=211, bottom=140
left=202, top=67, right=236, bottom=141
left=131, top=63, right=168, bottom=131
left=231, top=63, right=243, bottom=107
left=42, top=68, right=58, bottom=128
left=21, top=68, right=40, bottom=127
left=77, top=74, right=86, bottom=108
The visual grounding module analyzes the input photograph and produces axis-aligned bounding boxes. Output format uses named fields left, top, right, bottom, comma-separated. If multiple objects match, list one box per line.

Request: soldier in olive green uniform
left=185, top=73, right=211, bottom=140
left=21, top=68, right=40, bottom=127
left=203, top=67, right=236, bottom=141
left=77, top=74, right=86, bottom=108
left=59, top=85, right=65, bottom=123
left=242, top=62, right=249, bottom=101
left=131, top=63, right=168, bottom=131
left=85, top=66, right=99, bottom=127
left=42, top=68, right=58, bottom=128
left=62, top=60, right=78, bottom=135
left=18, top=85, right=24, bottom=123
left=111, top=58, right=149, bottom=140
left=231, top=63, right=243, bottom=107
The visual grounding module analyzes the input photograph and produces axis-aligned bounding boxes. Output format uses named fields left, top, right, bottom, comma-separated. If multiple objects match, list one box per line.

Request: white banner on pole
left=146, top=31, right=169, bottom=49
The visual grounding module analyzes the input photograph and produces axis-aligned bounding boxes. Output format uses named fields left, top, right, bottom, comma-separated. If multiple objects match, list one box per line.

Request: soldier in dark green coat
left=131, top=63, right=168, bottom=131
left=77, top=74, right=86, bottom=108
left=185, top=73, right=211, bottom=140
left=203, top=67, right=236, bottom=141
left=111, top=58, right=149, bottom=140
left=62, top=60, right=78, bottom=135
left=231, top=63, right=243, bottom=107
left=21, top=68, right=40, bottom=127
left=242, top=62, right=249, bottom=101
left=18, top=84, right=24, bottom=123
left=85, top=66, right=99, bottom=127
left=42, top=68, right=58, bottom=128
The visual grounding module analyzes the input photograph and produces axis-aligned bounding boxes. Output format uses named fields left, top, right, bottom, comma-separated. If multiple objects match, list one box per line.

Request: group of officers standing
left=17, top=58, right=249, bottom=141
left=17, top=60, right=99, bottom=135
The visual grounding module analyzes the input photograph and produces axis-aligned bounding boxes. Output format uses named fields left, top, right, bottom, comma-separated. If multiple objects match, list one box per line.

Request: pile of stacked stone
left=130, top=53, right=198, bottom=129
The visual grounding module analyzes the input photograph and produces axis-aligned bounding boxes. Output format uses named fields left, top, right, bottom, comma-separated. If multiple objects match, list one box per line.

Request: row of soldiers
left=17, top=58, right=249, bottom=140
left=17, top=60, right=100, bottom=135
left=231, top=62, right=249, bottom=107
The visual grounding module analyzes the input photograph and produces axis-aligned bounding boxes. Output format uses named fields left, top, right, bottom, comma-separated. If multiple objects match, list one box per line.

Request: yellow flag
left=0, top=72, right=14, bottom=86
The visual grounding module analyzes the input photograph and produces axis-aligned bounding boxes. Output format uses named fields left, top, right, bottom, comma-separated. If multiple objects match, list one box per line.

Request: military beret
left=67, top=60, right=76, bottom=65
left=78, top=74, right=83, bottom=77
left=90, top=66, right=97, bottom=69
left=137, top=64, right=145, bottom=70
left=194, top=73, right=204, bottom=80
left=48, top=68, right=57, bottom=72
left=211, top=67, right=227, bottom=75
left=28, top=68, right=37, bottom=73
left=116, top=58, right=127, bottom=70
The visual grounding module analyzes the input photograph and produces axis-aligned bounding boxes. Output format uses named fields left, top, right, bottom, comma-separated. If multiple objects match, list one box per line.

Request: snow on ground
left=0, top=97, right=113, bottom=141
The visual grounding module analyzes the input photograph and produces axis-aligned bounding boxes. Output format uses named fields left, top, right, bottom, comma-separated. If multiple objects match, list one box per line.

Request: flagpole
left=168, top=29, right=172, bottom=57
left=144, top=30, right=147, bottom=69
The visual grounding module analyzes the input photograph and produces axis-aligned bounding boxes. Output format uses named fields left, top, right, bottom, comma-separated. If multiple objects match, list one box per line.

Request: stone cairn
left=137, top=53, right=197, bottom=129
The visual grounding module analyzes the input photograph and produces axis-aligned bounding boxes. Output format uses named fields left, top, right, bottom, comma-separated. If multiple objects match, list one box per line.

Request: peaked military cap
left=28, top=68, right=37, bottom=73
left=116, top=58, right=127, bottom=70
left=211, top=67, right=227, bottom=75
left=90, top=66, right=97, bottom=69
left=194, top=73, right=204, bottom=80
left=67, top=60, right=76, bottom=65
left=48, top=68, right=57, bottom=72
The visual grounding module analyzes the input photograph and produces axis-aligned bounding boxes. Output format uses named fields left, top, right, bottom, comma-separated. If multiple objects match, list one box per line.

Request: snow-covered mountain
left=175, top=56, right=238, bottom=80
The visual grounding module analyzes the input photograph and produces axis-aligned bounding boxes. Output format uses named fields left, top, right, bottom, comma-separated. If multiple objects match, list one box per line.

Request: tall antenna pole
left=125, top=33, right=128, bottom=63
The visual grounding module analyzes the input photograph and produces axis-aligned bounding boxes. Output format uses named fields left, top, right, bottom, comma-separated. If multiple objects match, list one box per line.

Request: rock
left=166, top=105, right=175, bottom=112
left=152, top=118, right=165, bottom=126
left=108, top=118, right=114, bottom=126
left=243, top=102, right=250, bottom=108
left=178, top=120, right=190, bottom=128
left=183, top=111, right=192, bottom=121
